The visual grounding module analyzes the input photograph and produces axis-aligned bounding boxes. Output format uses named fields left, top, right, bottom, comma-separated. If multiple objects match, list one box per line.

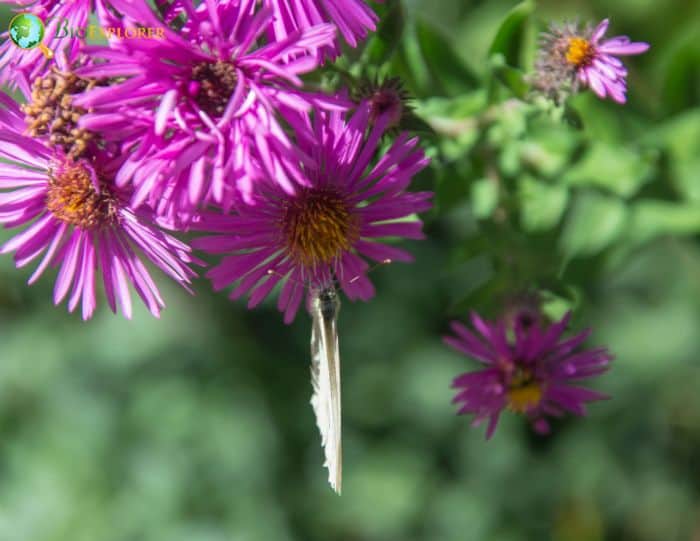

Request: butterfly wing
left=310, top=292, right=342, bottom=494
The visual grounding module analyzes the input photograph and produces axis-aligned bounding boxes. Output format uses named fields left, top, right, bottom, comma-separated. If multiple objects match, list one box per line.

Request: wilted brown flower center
left=22, top=67, right=100, bottom=158
left=282, top=189, right=360, bottom=267
left=506, top=368, right=543, bottom=413
left=191, top=60, right=237, bottom=117
left=565, top=37, right=595, bottom=67
left=46, top=161, right=118, bottom=230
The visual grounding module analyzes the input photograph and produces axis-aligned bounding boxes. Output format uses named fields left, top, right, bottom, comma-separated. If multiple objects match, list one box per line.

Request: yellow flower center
left=506, top=368, right=543, bottom=413
left=46, top=161, right=118, bottom=230
left=281, top=188, right=360, bottom=268
left=565, top=37, right=594, bottom=67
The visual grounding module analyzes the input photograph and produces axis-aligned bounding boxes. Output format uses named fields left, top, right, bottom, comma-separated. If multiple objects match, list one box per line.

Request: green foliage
left=518, top=175, right=569, bottom=232
left=560, top=192, right=628, bottom=257
left=488, top=0, right=535, bottom=68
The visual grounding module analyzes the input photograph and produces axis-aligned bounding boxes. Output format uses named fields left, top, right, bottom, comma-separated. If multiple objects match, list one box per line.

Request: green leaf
left=362, top=1, right=406, bottom=66
left=414, top=18, right=479, bottom=94
left=414, top=92, right=486, bottom=155
left=676, top=157, right=700, bottom=202
left=520, top=119, right=583, bottom=177
left=487, top=0, right=535, bottom=68
left=641, top=109, right=700, bottom=201
left=471, top=178, right=499, bottom=219
left=499, top=141, right=521, bottom=177
left=435, top=161, right=471, bottom=213
left=660, top=30, right=700, bottom=114
left=560, top=192, right=628, bottom=257
left=415, top=91, right=487, bottom=120
left=562, top=105, right=584, bottom=130
left=540, top=287, right=581, bottom=321
left=518, top=176, right=569, bottom=232
left=396, top=20, right=431, bottom=95
left=645, top=108, right=700, bottom=163
left=562, top=143, right=655, bottom=198
left=627, top=200, right=700, bottom=244
left=491, top=58, right=529, bottom=99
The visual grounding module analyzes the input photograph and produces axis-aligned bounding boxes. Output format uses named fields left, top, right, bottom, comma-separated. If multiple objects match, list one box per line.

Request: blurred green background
left=1, top=0, right=700, bottom=540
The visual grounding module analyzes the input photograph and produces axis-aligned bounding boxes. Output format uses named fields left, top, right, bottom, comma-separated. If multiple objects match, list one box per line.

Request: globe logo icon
left=8, top=13, right=53, bottom=59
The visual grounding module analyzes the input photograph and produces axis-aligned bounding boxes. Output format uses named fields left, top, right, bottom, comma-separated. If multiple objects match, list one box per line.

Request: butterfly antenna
left=348, top=258, right=392, bottom=284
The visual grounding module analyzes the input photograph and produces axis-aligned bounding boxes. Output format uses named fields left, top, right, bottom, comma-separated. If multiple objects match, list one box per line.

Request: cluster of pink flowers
left=0, top=1, right=648, bottom=440
left=1, top=0, right=428, bottom=323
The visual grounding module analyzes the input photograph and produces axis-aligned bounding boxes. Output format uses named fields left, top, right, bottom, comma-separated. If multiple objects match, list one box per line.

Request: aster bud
left=354, top=76, right=412, bottom=132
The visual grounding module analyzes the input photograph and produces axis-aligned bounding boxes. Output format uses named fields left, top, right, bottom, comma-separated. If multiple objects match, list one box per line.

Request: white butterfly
left=310, top=286, right=342, bottom=494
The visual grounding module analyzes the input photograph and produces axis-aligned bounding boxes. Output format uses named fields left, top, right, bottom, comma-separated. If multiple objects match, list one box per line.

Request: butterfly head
left=316, top=287, right=340, bottom=320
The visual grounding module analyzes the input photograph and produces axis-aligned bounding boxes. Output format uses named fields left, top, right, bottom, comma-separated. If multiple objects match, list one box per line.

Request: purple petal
left=599, top=40, right=650, bottom=56
left=591, top=18, right=609, bottom=42
left=53, top=230, right=83, bottom=305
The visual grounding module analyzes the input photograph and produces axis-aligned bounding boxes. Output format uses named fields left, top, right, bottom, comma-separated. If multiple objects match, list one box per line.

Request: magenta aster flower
left=265, top=0, right=381, bottom=59
left=0, top=92, right=198, bottom=319
left=444, top=310, right=613, bottom=438
left=534, top=18, right=649, bottom=103
left=192, top=105, right=432, bottom=323
left=73, top=0, right=344, bottom=223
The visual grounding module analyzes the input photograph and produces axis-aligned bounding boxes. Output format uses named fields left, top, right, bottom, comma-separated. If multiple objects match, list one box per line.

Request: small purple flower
left=444, top=310, right=613, bottom=438
left=265, top=0, right=381, bottom=59
left=534, top=18, right=649, bottom=103
left=73, top=0, right=344, bottom=224
left=0, top=93, right=198, bottom=319
left=192, top=105, right=432, bottom=323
